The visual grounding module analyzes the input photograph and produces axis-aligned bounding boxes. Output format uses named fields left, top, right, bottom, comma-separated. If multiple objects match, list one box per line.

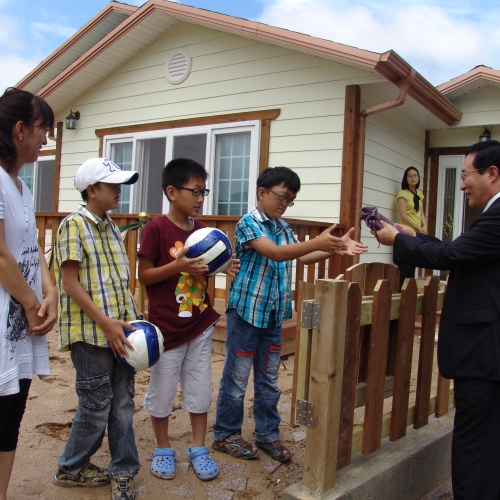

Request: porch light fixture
left=65, top=110, right=80, bottom=130
left=479, top=127, right=491, bottom=142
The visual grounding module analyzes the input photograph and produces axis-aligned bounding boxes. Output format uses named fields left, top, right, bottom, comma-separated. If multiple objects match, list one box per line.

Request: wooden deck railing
left=35, top=212, right=346, bottom=308
left=292, top=264, right=450, bottom=498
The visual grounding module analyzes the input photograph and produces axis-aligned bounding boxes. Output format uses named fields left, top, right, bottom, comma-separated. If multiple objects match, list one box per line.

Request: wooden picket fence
left=291, top=263, right=452, bottom=498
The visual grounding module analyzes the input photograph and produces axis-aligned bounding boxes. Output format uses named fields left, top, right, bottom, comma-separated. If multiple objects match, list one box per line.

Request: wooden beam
left=414, top=276, right=439, bottom=429
left=52, top=122, right=63, bottom=213
left=339, top=85, right=361, bottom=267
left=95, top=109, right=281, bottom=137
left=428, top=146, right=467, bottom=156
left=303, top=279, right=348, bottom=497
left=362, top=279, right=392, bottom=455
left=390, top=278, right=418, bottom=440
left=259, top=119, right=271, bottom=173
left=427, top=155, right=439, bottom=239
left=39, top=149, right=57, bottom=157
left=337, top=282, right=362, bottom=469
left=290, top=282, right=316, bottom=428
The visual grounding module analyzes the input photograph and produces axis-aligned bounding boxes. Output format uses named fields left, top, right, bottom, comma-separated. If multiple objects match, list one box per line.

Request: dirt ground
left=8, top=326, right=447, bottom=500
left=8, top=327, right=305, bottom=500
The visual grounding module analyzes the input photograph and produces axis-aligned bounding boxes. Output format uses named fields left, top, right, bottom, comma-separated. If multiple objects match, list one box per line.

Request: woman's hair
left=401, top=166, right=420, bottom=191
left=0, top=87, right=54, bottom=170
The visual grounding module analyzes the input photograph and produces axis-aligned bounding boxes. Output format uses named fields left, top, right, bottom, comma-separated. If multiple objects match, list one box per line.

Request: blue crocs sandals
left=151, top=449, right=176, bottom=479
left=188, top=446, right=219, bottom=481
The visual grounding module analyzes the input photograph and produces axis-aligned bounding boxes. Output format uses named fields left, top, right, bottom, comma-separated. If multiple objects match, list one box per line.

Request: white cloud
left=0, top=54, right=44, bottom=91
left=257, top=0, right=499, bottom=85
left=32, top=22, right=77, bottom=39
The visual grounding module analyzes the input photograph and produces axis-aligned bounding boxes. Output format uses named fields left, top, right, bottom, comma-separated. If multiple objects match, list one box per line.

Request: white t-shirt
left=0, top=167, right=50, bottom=395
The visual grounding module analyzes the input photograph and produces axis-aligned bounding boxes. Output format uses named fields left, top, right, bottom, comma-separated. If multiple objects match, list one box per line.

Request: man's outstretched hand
left=371, top=220, right=402, bottom=246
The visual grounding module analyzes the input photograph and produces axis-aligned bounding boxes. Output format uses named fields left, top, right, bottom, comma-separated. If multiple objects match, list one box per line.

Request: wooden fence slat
left=384, top=265, right=400, bottom=294
left=351, top=387, right=455, bottom=455
left=345, top=264, right=366, bottom=294
left=390, top=278, right=418, bottom=441
left=336, top=282, right=362, bottom=470
left=435, top=373, right=451, bottom=417
left=362, top=279, right=392, bottom=455
left=414, top=275, right=439, bottom=429
left=364, top=262, right=385, bottom=295
left=290, top=281, right=316, bottom=427
left=303, top=279, right=348, bottom=497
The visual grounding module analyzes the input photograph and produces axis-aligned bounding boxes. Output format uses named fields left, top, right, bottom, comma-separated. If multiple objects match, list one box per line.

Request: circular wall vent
left=165, top=49, right=192, bottom=84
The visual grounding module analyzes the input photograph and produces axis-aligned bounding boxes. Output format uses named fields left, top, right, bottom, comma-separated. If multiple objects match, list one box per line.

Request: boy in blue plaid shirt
left=213, top=167, right=367, bottom=461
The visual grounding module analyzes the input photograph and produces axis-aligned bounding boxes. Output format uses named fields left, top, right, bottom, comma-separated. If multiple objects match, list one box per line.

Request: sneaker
left=213, top=433, right=259, bottom=459
left=255, top=440, right=293, bottom=462
left=111, top=477, right=135, bottom=500
left=53, top=463, right=110, bottom=488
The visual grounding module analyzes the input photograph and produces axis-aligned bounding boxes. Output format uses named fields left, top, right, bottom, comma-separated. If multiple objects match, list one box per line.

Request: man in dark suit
left=375, top=139, right=500, bottom=500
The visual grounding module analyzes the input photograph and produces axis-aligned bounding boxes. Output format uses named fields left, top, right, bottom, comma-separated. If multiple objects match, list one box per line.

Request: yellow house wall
left=55, top=21, right=378, bottom=217
left=430, top=86, right=500, bottom=148
left=360, top=89, right=427, bottom=264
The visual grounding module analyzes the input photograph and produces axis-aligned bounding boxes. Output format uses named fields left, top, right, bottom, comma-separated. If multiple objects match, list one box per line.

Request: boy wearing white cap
left=53, top=158, right=141, bottom=500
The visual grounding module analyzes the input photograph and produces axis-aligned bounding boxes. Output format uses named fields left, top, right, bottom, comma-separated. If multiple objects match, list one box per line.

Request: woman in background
left=0, top=88, right=57, bottom=500
left=397, top=166, right=427, bottom=289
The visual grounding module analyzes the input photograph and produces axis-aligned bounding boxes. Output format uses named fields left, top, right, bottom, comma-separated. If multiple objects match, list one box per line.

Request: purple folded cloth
left=359, top=206, right=403, bottom=245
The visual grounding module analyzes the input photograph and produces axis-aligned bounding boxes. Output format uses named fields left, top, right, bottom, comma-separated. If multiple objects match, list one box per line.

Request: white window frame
left=103, top=120, right=261, bottom=215
left=19, top=155, right=56, bottom=212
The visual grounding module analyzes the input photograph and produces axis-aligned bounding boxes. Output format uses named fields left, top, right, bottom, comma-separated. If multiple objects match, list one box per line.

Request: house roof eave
left=32, top=0, right=461, bottom=127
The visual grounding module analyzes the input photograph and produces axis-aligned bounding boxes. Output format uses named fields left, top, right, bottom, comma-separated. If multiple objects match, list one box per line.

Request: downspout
left=354, top=68, right=416, bottom=240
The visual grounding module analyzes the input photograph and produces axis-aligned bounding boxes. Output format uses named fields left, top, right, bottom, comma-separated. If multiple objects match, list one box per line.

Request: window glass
left=173, top=134, right=207, bottom=167
left=214, top=133, right=251, bottom=215
left=19, top=159, right=55, bottom=212
left=19, top=163, right=34, bottom=193
left=110, top=142, right=133, bottom=213
left=134, top=138, right=166, bottom=214
left=36, top=159, right=55, bottom=212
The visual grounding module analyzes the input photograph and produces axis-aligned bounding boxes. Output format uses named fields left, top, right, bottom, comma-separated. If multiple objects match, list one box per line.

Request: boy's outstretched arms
left=334, top=227, right=369, bottom=256
left=248, top=224, right=348, bottom=263
left=298, top=226, right=367, bottom=264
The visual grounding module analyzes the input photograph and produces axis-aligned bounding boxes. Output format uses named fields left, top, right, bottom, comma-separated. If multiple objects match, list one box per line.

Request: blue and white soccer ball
left=117, top=320, right=164, bottom=371
left=185, top=227, right=232, bottom=276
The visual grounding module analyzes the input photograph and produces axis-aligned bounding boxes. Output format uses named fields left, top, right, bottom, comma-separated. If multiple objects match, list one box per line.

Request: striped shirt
left=55, top=205, right=138, bottom=351
left=228, top=208, right=299, bottom=328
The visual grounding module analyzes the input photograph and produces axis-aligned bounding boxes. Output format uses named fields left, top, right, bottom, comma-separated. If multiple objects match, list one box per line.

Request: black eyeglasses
left=266, top=188, right=295, bottom=207
left=174, top=187, right=210, bottom=197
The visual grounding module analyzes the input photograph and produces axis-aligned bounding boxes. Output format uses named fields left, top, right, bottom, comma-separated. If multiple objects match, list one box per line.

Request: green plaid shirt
left=55, top=205, right=138, bottom=351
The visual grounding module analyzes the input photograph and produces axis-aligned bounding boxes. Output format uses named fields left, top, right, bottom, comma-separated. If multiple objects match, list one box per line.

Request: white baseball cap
left=74, top=158, right=139, bottom=192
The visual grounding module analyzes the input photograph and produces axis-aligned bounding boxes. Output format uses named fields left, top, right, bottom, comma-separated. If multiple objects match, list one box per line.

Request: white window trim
left=103, top=120, right=261, bottom=215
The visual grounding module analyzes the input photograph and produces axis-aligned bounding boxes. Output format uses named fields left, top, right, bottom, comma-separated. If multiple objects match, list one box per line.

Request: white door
left=435, top=155, right=465, bottom=279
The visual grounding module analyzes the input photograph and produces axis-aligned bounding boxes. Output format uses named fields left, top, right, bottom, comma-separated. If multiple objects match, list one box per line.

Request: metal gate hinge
left=301, top=302, right=321, bottom=330
left=295, top=399, right=316, bottom=428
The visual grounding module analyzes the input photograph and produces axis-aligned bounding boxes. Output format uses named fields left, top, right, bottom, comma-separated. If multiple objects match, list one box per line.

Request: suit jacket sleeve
left=393, top=202, right=500, bottom=271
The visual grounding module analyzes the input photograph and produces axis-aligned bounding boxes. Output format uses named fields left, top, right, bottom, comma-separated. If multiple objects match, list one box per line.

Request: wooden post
left=336, top=282, right=362, bottom=470
left=414, top=276, right=439, bottom=429
left=290, top=281, right=316, bottom=427
left=303, top=279, right=348, bottom=497
left=390, top=278, right=418, bottom=440
left=362, top=279, right=392, bottom=455
left=435, top=373, right=451, bottom=417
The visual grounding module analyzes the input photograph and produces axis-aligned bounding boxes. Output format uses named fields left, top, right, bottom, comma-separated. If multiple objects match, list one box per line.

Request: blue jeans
left=214, top=309, right=282, bottom=443
left=58, top=342, right=139, bottom=478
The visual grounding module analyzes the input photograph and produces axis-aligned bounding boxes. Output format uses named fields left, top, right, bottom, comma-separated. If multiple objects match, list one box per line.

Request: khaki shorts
left=143, top=325, right=214, bottom=417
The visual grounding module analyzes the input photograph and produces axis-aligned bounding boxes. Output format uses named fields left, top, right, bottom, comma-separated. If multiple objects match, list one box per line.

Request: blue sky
left=3, top=0, right=500, bottom=92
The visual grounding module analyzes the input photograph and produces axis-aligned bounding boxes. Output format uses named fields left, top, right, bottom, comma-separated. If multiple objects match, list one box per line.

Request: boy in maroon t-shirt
left=138, top=158, right=237, bottom=482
